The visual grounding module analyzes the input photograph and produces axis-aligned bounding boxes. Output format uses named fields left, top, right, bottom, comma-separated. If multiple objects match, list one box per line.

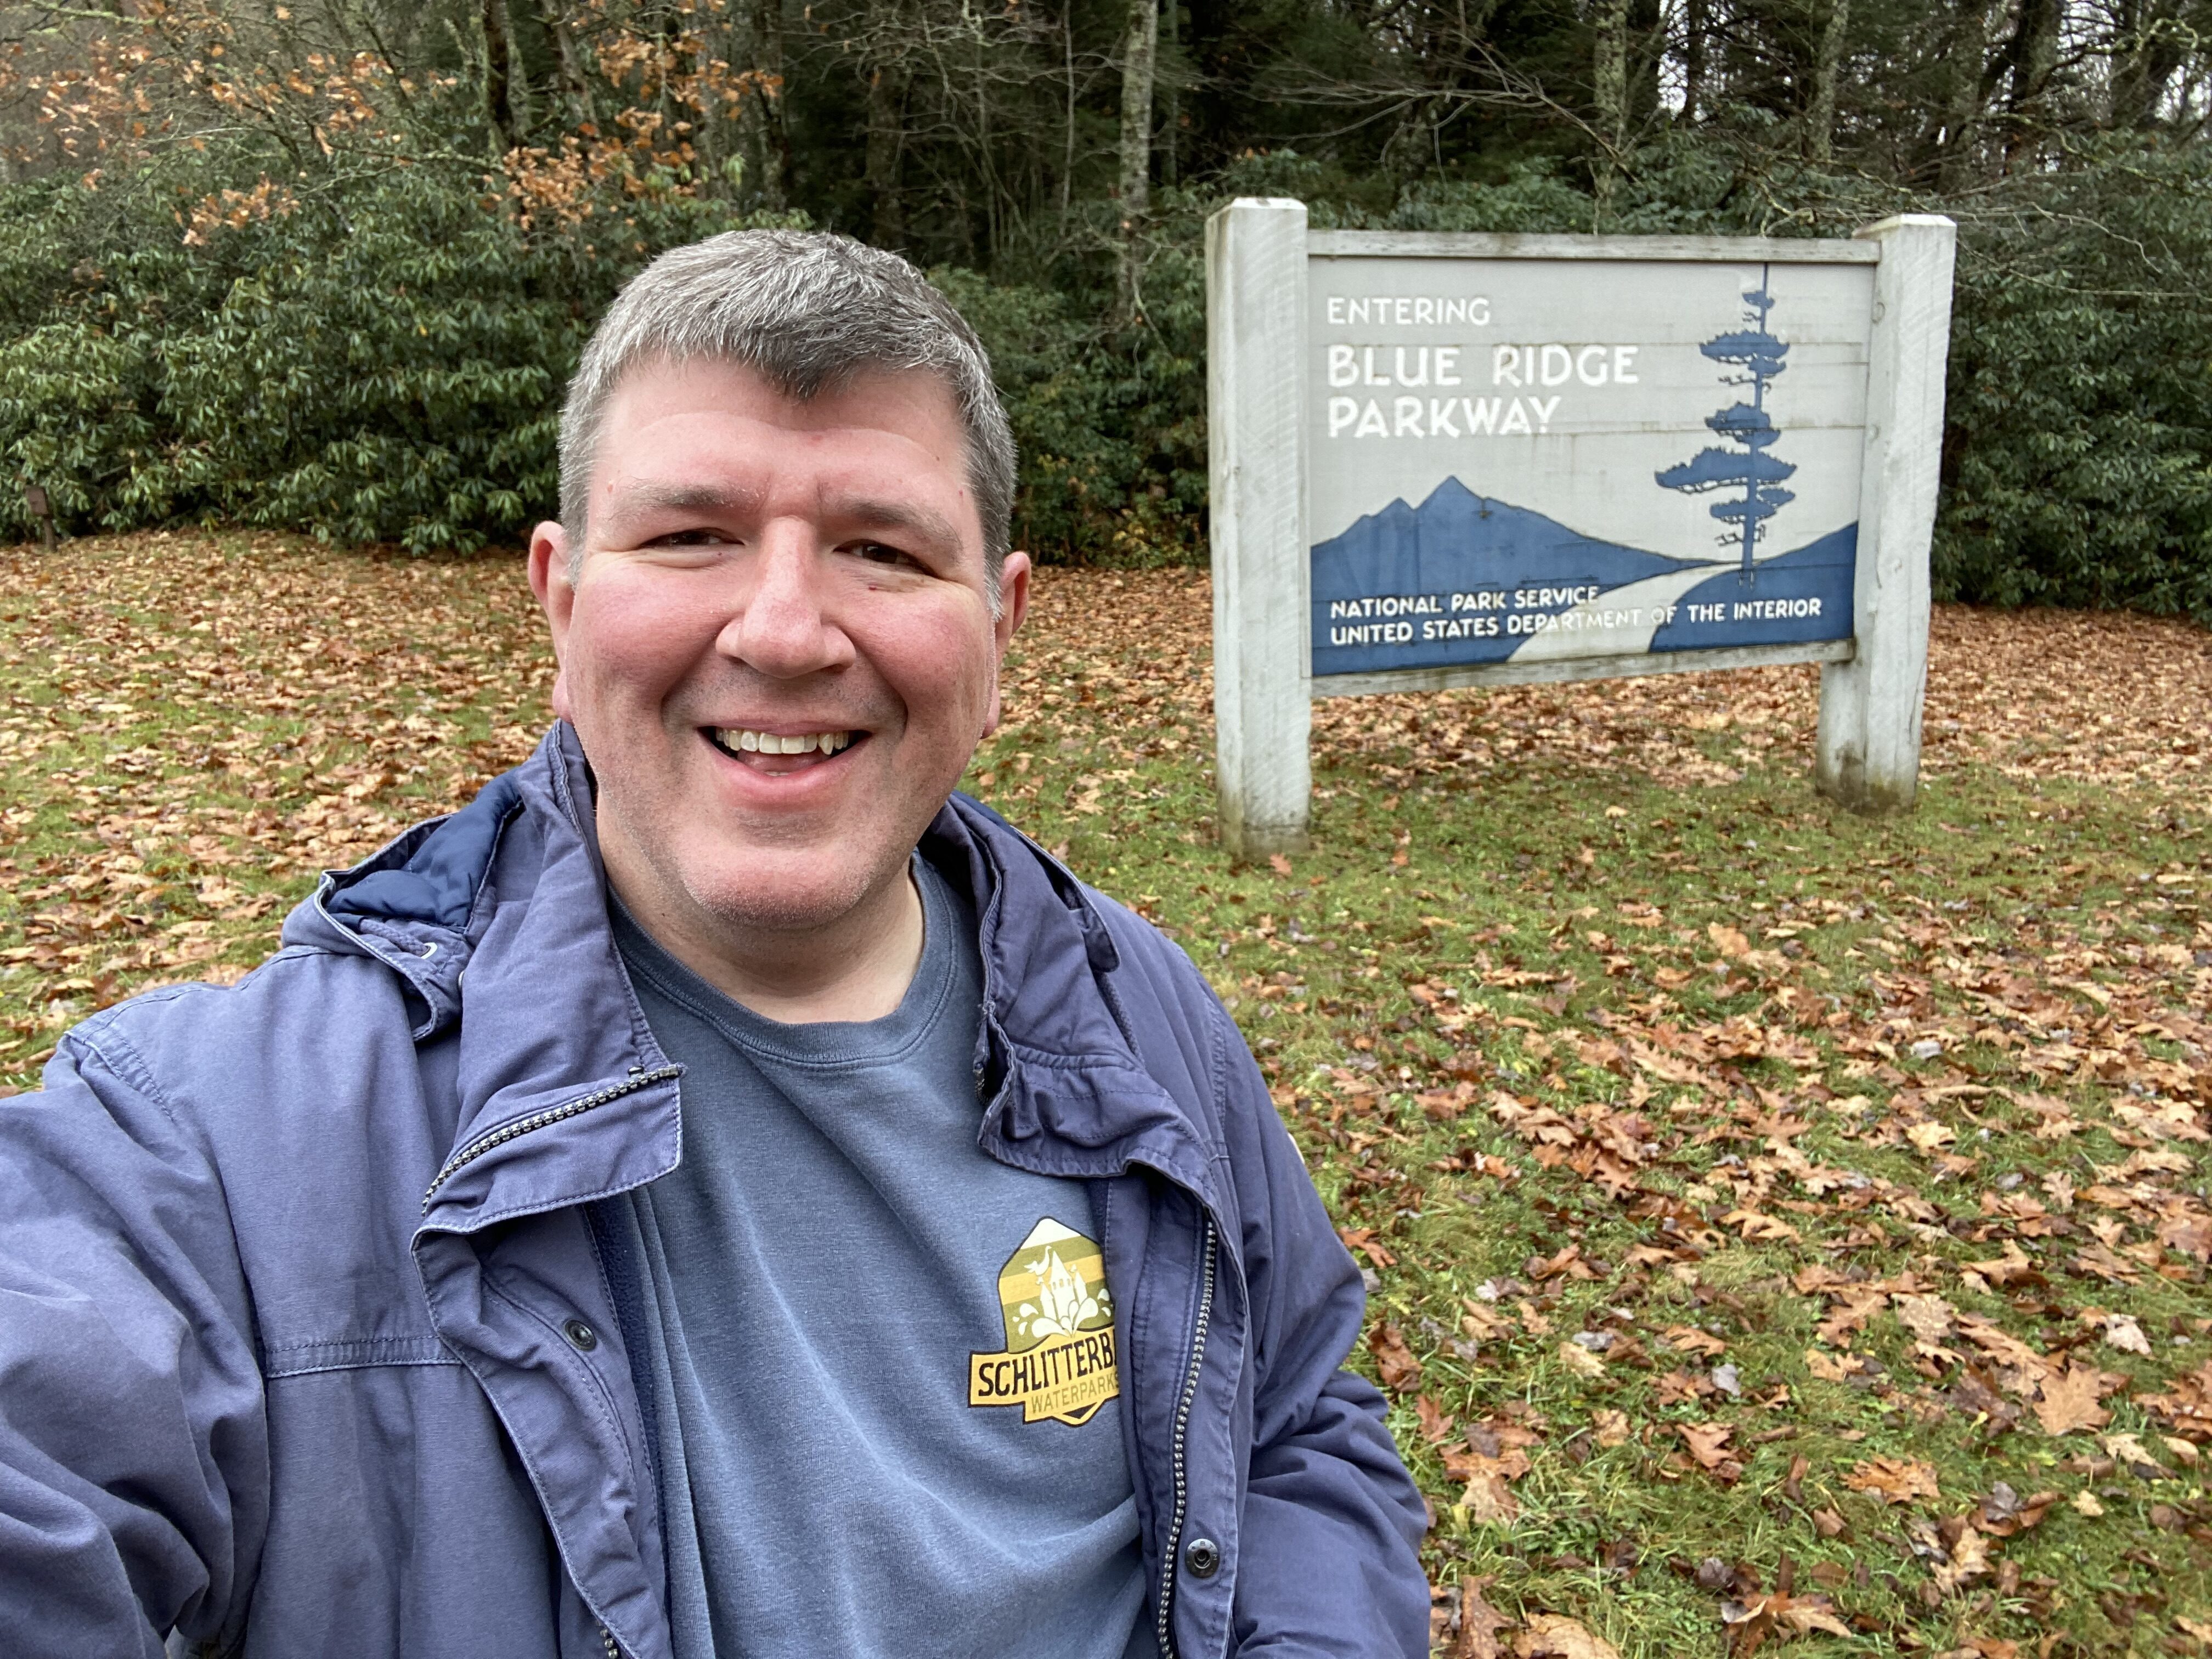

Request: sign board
left=1206, top=204, right=1956, bottom=857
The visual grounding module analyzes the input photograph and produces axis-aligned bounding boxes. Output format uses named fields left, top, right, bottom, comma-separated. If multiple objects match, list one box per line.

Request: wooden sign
left=1207, top=202, right=1956, bottom=857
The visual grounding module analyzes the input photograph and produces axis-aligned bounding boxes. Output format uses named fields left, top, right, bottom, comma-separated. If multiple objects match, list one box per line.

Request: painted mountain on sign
left=1308, top=476, right=1857, bottom=677
left=1310, top=478, right=1696, bottom=676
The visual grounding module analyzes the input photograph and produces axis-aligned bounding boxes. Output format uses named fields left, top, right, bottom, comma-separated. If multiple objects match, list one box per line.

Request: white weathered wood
left=1815, top=214, right=1956, bottom=812
left=1308, top=230, right=1880, bottom=264
left=1313, top=638, right=1852, bottom=699
left=1208, top=199, right=1311, bottom=857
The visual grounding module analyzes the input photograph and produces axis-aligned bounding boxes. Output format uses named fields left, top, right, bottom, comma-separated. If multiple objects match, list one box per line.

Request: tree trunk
left=1162, top=0, right=1179, bottom=187
left=505, top=0, right=537, bottom=136
left=2111, top=0, right=2183, bottom=129
left=1592, top=0, right=1629, bottom=212
left=1936, top=0, right=1989, bottom=192
left=482, top=0, right=517, bottom=154
left=1994, top=0, right=2059, bottom=166
left=865, top=60, right=907, bottom=247
left=1683, top=0, right=1706, bottom=122
left=541, top=0, right=592, bottom=128
left=1115, top=0, right=1159, bottom=323
left=749, top=0, right=791, bottom=208
left=1807, top=0, right=1850, bottom=162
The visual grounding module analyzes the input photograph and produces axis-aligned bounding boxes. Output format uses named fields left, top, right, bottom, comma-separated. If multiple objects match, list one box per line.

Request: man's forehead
left=602, top=353, right=962, bottom=436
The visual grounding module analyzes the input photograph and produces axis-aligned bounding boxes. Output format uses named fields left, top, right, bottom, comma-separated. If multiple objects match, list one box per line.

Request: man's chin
left=680, top=861, right=901, bottom=940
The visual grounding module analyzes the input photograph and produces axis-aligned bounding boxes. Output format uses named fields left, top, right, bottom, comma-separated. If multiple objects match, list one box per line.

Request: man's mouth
left=706, top=726, right=857, bottom=765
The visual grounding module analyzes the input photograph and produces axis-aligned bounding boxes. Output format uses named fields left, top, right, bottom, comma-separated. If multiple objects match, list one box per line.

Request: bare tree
left=1116, top=0, right=1158, bottom=320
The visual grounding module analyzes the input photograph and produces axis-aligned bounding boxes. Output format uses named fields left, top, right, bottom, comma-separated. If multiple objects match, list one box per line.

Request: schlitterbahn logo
left=968, top=1218, right=1120, bottom=1426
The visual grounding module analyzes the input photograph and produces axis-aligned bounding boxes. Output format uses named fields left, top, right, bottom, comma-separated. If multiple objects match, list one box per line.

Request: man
left=0, top=230, right=1429, bottom=1658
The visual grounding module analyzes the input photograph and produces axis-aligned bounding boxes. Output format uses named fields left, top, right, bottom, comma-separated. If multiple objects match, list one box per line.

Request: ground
left=2, top=533, right=2210, bottom=1657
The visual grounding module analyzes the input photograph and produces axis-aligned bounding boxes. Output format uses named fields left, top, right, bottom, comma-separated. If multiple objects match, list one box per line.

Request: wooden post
left=1815, top=213, right=1956, bottom=813
left=24, top=483, right=54, bottom=554
left=1206, top=198, right=1310, bottom=860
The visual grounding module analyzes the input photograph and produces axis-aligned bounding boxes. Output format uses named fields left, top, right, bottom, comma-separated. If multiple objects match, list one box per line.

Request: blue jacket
left=0, top=726, right=1427, bottom=1658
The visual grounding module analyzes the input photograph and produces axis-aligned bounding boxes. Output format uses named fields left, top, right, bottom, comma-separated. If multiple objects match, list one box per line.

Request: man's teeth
left=713, top=728, right=853, bottom=756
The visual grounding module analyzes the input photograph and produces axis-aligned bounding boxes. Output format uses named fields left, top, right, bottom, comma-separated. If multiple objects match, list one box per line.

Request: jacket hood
left=285, top=725, right=1226, bottom=1222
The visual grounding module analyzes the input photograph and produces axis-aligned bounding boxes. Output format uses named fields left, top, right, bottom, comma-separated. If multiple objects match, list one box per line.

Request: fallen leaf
left=1515, top=1613, right=1621, bottom=1659
left=1963, top=1242, right=2036, bottom=1287
left=2034, top=1362, right=2117, bottom=1437
left=1338, top=1226, right=1396, bottom=1270
left=1369, top=1322, right=1422, bottom=1396
left=1558, top=1340, right=1606, bottom=1380
left=1907, top=1120, right=1957, bottom=1153
left=1454, top=1577, right=1511, bottom=1659
left=1804, top=1347, right=1859, bottom=1383
left=1844, top=1455, right=1940, bottom=1504
left=1894, top=1293, right=1957, bottom=1342
left=1457, top=1469, right=1520, bottom=1525
left=1592, top=1408, right=1631, bottom=1447
left=1677, top=1421, right=1743, bottom=1482
left=2101, top=1314, right=2153, bottom=1356
left=2100, top=1431, right=2165, bottom=1474
left=1416, top=1393, right=1455, bottom=1445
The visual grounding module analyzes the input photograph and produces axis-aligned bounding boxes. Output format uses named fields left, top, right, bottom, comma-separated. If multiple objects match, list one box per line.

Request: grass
left=3, top=534, right=2210, bottom=1655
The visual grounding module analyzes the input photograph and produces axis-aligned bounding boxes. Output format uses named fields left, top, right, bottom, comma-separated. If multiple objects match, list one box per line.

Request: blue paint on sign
left=1308, top=268, right=1858, bottom=676
left=1311, top=482, right=1692, bottom=677
left=1647, top=526, right=1857, bottom=652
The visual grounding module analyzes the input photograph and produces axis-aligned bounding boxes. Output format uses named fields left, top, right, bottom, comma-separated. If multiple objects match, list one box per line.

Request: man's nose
left=718, top=528, right=855, bottom=678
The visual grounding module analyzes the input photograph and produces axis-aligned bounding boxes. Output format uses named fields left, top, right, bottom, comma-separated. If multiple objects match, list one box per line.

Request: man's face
left=529, top=357, right=1029, bottom=947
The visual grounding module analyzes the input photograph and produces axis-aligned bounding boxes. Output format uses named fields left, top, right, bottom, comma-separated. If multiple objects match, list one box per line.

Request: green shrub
left=0, top=154, right=782, bottom=552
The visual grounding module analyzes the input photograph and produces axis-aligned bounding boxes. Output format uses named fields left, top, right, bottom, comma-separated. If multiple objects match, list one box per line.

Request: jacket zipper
left=1153, top=1217, right=1218, bottom=1658
left=420, top=1066, right=682, bottom=1212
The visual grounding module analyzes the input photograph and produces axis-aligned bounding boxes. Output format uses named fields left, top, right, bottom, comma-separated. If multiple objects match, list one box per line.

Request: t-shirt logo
left=967, top=1218, right=1120, bottom=1426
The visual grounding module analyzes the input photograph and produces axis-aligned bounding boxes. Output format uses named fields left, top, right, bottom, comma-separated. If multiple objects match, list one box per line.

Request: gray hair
left=557, top=229, right=1015, bottom=601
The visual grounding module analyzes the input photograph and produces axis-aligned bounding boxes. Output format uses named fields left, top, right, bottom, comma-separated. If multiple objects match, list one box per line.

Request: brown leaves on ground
left=1004, top=571, right=2212, bottom=798
left=2030, top=1361, right=2121, bottom=1437
left=1678, top=1420, right=1745, bottom=1483
left=1843, top=1455, right=1942, bottom=1504
left=1444, top=1412, right=1543, bottom=1523
left=1513, top=1614, right=1621, bottom=1659
left=1368, top=1321, right=1422, bottom=1395
left=1452, top=1577, right=1512, bottom=1659
left=2138, top=1357, right=2212, bottom=1443
left=1724, top=1589, right=1854, bottom=1653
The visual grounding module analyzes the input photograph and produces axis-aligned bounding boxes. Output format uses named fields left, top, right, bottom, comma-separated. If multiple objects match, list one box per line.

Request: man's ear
left=982, top=551, right=1033, bottom=738
left=528, top=520, right=577, bottom=720
left=994, top=550, right=1032, bottom=652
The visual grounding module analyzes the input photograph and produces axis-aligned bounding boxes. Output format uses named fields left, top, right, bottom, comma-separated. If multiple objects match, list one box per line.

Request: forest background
left=0, top=0, right=2205, bottom=617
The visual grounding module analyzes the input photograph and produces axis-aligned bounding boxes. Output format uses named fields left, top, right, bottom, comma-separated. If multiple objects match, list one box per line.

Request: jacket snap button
left=1183, top=1537, right=1221, bottom=1579
left=562, top=1318, right=599, bottom=1352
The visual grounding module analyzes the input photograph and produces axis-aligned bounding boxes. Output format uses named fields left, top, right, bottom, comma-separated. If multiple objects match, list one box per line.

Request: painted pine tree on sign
left=1655, top=269, right=1798, bottom=583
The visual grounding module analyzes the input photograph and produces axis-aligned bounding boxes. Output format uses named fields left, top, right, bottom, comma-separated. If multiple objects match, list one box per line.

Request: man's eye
left=853, top=542, right=925, bottom=571
left=649, top=528, right=733, bottom=548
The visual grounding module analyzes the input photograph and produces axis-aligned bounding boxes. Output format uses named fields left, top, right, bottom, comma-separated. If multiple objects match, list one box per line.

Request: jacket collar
left=287, top=725, right=1221, bottom=1230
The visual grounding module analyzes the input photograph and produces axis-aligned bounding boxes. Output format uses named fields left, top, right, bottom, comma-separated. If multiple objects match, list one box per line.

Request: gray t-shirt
left=598, top=857, right=1151, bottom=1659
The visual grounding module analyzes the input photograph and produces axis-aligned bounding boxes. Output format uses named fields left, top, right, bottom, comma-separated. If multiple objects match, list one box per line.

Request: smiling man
left=0, top=232, right=1428, bottom=1659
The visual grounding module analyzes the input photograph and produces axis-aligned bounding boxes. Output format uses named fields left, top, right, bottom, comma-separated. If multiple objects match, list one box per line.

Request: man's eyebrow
left=606, top=482, right=758, bottom=518
left=821, top=494, right=963, bottom=551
